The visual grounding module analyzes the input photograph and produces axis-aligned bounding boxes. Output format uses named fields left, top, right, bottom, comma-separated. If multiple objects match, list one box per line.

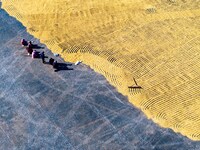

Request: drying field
left=2, top=0, right=200, bottom=140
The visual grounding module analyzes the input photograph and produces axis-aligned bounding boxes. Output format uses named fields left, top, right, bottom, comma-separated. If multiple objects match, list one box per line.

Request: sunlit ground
left=2, top=0, right=200, bottom=140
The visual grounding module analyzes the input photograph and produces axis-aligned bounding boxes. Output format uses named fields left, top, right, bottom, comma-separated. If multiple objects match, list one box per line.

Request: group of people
left=21, top=38, right=58, bottom=69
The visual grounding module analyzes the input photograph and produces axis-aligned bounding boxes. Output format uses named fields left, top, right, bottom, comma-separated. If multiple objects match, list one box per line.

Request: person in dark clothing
left=32, top=50, right=37, bottom=58
left=40, top=51, right=45, bottom=63
left=49, top=58, right=54, bottom=65
left=26, top=45, right=33, bottom=55
left=28, top=41, right=33, bottom=48
left=21, top=39, right=28, bottom=46
left=53, top=60, right=58, bottom=69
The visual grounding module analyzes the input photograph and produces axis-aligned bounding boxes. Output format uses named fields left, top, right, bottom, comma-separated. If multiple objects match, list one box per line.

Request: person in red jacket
left=21, top=39, right=28, bottom=46
left=26, top=44, right=33, bottom=55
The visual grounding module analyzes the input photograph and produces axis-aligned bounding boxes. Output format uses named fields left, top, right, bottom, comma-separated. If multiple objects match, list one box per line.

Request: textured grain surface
left=1, top=0, right=200, bottom=140
left=1, top=7, right=200, bottom=149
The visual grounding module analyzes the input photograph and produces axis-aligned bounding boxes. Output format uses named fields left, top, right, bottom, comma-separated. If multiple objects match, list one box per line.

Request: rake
left=128, top=78, right=142, bottom=95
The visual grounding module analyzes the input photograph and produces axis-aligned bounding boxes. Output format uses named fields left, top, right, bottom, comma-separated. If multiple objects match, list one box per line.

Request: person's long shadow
left=32, top=44, right=45, bottom=49
left=54, top=63, right=73, bottom=72
left=31, top=51, right=48, bottom=59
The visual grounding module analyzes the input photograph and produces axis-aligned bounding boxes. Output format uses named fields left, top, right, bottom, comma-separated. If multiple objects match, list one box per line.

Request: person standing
left=53, top=60, right=58, bottom=69
left=21, top=39, right=28, bottom=46
left=32, top=50, right=37, bottom=59
left=26, top=45, right=33, bottom=55
left=40, top=51, right=45, bottom=63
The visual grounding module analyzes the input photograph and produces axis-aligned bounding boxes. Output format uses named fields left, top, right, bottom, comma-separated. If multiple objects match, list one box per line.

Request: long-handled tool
left=128, top=78, right=142, bottom=95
